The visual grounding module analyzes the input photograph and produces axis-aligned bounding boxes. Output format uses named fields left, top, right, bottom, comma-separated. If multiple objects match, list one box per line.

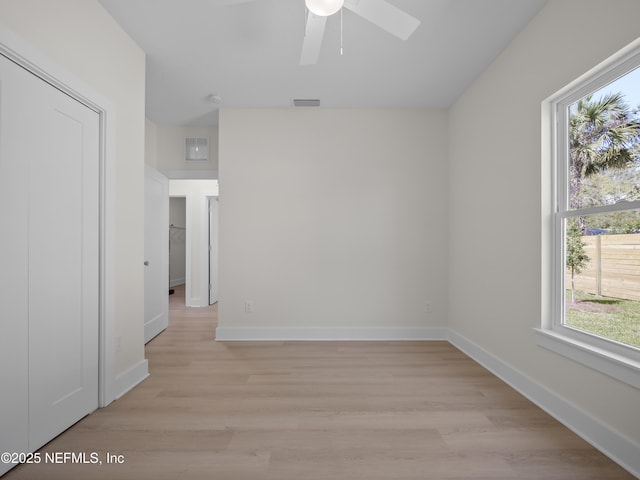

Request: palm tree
left=569, top=93, right=640, bottom=212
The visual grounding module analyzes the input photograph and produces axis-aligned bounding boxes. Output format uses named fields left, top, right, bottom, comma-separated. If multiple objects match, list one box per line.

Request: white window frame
left=536, top=41, right=640, bottom=390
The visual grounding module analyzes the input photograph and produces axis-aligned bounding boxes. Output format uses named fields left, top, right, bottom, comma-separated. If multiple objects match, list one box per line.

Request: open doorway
left=169, top=197, right=186, bottom=295
left=168, top=179, right=219, bottom=307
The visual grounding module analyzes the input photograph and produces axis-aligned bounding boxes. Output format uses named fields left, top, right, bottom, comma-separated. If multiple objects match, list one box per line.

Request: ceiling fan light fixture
left=206, top=94, right=223, bottom=105
left=305, top=0, right=344, bottom=17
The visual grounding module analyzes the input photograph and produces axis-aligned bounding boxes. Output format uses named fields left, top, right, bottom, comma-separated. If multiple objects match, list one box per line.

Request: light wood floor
left=4, top=285, right=635, bottom=479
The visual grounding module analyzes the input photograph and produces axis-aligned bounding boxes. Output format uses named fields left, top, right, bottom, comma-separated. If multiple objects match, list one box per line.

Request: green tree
left=569, top=93, right=640, bottom=212
left=566, top=221, right=589, bottom=304
left=579, top=166, right=640, bottom=208
left=578, top=167, right=640, bottom=233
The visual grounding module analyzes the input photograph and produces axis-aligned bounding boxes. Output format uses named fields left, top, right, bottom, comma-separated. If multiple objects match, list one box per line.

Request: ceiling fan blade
left=300, top=12, right=328, bottom=66
left=343, top=0, right=420, bottom=40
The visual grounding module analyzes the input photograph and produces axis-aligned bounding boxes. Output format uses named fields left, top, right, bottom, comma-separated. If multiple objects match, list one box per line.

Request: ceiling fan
left=213, top=0, right=421, bottom=65
left=301, top=0, right=421, bottom=65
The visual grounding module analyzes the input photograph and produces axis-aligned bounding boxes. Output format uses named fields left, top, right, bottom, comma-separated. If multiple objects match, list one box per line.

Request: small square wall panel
left=185, top=137, right=209, bottom=161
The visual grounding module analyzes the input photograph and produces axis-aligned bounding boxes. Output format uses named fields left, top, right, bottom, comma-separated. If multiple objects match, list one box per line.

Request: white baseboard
left=144, top=314, right=167, bottom=344
left=113, top=359, right=149, bottom=400
left=187, top=297, right=204, bottom=308
left=447, top=330, right=640, bottom=479
left=169, top=278, right=185, bottom=287
left=215, top=326, right=449, bottom=341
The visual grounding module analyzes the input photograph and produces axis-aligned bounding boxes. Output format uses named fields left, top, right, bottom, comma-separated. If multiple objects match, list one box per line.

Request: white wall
left=157, top=125, right=218, bottom=177
left=448, top=0, right=640, bottom=456
left=0, top=0, right=146, bottom=385
left=169, top=179, right=219, bottom=306
left=217, top=108, right=448, bottom=339
left=145, top=118, right=159, bottom=169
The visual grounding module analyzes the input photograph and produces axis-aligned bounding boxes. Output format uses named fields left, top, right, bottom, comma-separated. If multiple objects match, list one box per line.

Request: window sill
left=535, top=328, right=640, bottom=390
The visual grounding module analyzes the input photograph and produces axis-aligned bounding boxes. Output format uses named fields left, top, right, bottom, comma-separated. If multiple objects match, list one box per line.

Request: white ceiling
left=98, top=0, right=547, bottom=126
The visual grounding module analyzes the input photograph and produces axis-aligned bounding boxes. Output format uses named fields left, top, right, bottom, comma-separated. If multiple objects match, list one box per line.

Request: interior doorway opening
left=168, top=179, right=219, bottom=307
left=169, top=197, right=187, bottom=295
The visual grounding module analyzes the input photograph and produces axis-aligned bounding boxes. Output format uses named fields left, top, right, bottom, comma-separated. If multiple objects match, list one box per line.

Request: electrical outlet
left=245, top=301, right=254, bottom=314
left=425, top=303, right=433, bottom=314
left=116, top=336, right=122, bottom=352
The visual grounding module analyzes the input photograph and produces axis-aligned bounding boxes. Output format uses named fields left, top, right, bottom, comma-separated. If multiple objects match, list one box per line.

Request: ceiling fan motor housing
left=305, top=0, right=345, bottom=16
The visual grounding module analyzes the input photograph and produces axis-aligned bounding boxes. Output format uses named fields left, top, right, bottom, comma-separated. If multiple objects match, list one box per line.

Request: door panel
left=209, top=197, right=219, bottom=305
left=28, top=88, right=100, bottom=449
left=0, top=53, right=100, bottom=468
left=144, top=165, right=169, bottom=343
left=0, top=55, right=31, bottom=474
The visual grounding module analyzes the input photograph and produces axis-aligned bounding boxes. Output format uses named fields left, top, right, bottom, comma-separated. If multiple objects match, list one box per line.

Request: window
left=538, top=43, right=640, bottom=388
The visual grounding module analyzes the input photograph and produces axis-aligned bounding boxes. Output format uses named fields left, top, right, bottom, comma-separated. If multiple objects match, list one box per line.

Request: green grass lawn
left=565, top=291, right=640, bottom=349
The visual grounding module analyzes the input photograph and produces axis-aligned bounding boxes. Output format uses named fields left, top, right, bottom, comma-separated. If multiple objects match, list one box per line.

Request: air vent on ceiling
left=292, top=99, right=321, bottom=107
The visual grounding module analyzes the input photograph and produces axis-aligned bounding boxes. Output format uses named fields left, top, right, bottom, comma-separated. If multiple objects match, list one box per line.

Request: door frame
left=209, top=196, right=219, bottom=305
left=0, top=26, right=117, bottom=407
left=168, top=180, right=219, bottom=307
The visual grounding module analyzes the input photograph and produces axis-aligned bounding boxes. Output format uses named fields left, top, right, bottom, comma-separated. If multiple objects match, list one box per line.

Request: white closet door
left=28, top=75, right=100, bottom=449
left=0, top=53, right=100, bottom=461
left=0, top=55, right=31, bottom=471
